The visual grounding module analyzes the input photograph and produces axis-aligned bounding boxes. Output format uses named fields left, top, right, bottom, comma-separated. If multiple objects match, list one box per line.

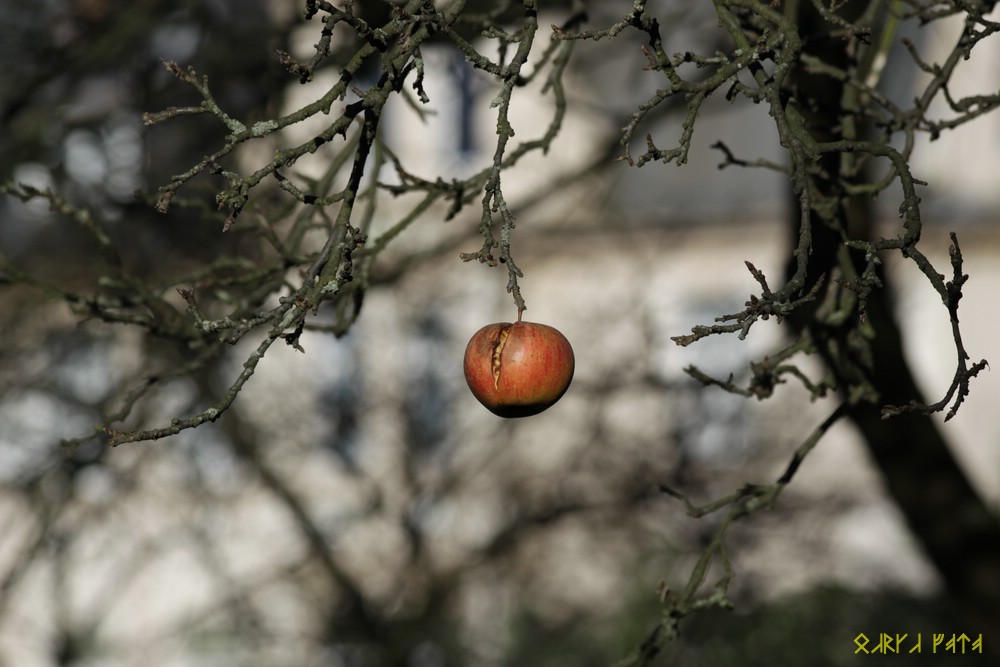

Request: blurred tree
left=1, top=1, right=998, bottom=665
left=778, top=0, right=1000, bottom=657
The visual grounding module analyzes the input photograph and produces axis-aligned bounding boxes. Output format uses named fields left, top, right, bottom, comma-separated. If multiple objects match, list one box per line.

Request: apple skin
left=463, top=321, right=574, bottom=418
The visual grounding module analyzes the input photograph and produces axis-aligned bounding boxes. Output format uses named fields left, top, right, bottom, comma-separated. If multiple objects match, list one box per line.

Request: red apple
left=463, top=320, right=574, bottom=418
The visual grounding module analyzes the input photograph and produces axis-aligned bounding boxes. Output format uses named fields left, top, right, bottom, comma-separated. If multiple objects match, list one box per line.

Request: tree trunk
left=784, top=0, right=1000, bottom=649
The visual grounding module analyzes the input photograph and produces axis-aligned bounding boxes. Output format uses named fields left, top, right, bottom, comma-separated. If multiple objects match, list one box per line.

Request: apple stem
left=516, top=306, right=524, bottom=323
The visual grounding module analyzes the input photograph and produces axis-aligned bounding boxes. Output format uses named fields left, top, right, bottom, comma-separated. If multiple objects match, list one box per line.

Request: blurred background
left=1, top=1, right=998, bottom=665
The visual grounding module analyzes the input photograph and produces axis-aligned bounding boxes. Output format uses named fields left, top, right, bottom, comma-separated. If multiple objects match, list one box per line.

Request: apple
left=463, top=320, right=574, bottom=418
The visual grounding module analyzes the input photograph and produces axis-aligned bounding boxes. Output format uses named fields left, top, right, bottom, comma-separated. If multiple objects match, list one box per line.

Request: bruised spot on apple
left=464, top=321, right=574, bottom=418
